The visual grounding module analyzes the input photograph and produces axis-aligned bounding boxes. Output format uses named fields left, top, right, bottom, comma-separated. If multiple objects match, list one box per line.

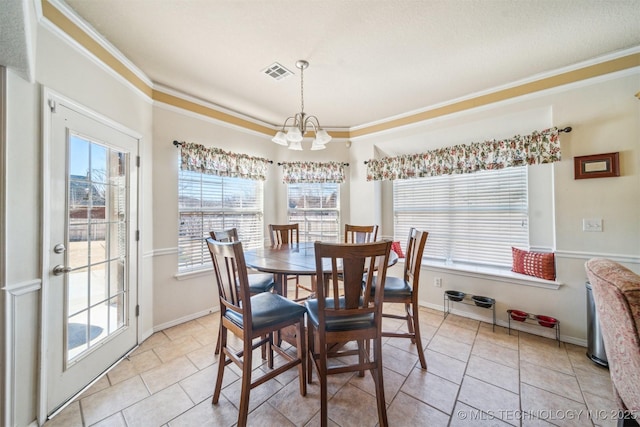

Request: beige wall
left=347, top=72, right=640, bottom=343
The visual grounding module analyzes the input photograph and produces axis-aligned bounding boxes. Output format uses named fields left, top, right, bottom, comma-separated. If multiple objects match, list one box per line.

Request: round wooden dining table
left=243, top=241, right=398, bottom=299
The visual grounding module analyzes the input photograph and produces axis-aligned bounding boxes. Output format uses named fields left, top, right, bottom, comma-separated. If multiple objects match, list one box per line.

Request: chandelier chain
left=300, top=64, right=304, bottom=114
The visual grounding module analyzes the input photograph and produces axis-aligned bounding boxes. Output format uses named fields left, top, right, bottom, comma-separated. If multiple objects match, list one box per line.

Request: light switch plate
left=583, top=218, right=603, bottom=232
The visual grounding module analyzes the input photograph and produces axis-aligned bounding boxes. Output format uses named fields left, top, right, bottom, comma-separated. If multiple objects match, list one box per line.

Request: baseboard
left=152, top=307, right=219, bottom=333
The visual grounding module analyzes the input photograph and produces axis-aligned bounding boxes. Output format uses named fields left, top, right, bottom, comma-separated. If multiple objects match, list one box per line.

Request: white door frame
left=39, top=88, right=142, bottom=424
left=1, top=65, right=9, bottom=427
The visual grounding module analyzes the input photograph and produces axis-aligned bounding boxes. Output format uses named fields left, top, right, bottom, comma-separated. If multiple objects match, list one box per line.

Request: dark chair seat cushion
left=305, top=297, right=374, bottom=332
left=225, top=292, right=306, bottom=330
left=369, top=275, right=412, bottom=298
left=248, top=273, right=275, bottom=294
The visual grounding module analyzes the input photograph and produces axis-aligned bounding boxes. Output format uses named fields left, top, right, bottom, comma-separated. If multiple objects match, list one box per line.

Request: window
left=288, top=183, right=340, bottom=242
left=178, top=169, right=263, bottom=271
left=393, top=166, right=528, bottom=268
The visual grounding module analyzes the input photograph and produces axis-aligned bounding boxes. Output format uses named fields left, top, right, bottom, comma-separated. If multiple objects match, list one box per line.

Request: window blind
left=178, top=170, right=263, bottom=271
left=288, top=183, right=340, bottom=242
left=393, top=166, right=528, bottom=268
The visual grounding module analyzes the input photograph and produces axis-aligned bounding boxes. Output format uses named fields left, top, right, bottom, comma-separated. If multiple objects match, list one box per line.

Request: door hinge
left=135, top=305, right=140, bottom=317
left=136, top=156, right=140, bottom=167
left=135, top=230, right=140, bottom=241
left=48, top=99, right=57, bottom=113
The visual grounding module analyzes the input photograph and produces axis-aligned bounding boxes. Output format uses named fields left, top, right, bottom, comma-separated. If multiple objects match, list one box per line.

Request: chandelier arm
left=280, top=116, right=297, bottom=131
left=305, top=119, right=318, bottom=135
left=303, top=115, right=322, bottom=128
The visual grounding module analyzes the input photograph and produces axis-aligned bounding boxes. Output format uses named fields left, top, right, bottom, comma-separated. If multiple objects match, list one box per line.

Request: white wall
left=6, top=66, right=41, bottom=427
left=348, top=72, right=640, bottom=343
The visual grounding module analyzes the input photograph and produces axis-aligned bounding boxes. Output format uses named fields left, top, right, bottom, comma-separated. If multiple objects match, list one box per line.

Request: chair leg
left=412, top=300, right=427, bottom=370
left=215, top=321, right=221, bottom=355
left=319, top=342, right=328, bottom=427
left=357, top=339, right=365, bottom=377
left=373, top=336, right=388, bottom=427
left=212, top=326, right=227, bottom=404
left=307, top=323, right=314, bottom=384
left=404, top=303, right=415, bottom=342
left=237, top=338, right=253, bottom=427
left=296, top=317, right=307, bottom=396
left=262, top=334, right=268, bottom=360
left=267, top=332, right=274, bottom=369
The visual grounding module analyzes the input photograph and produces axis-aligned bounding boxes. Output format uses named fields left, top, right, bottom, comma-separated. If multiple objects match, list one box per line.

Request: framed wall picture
left=574, top=152, right=620, bottom=179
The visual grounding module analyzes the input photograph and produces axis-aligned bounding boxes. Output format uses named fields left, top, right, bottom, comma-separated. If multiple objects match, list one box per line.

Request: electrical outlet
left=583, top=218, right=603, bottom=232
left=434, top=277, right=442, bottom=287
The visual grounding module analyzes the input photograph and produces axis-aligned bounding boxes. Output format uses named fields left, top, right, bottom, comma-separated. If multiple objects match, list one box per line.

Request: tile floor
left=45, top=301, right=620, bottom=427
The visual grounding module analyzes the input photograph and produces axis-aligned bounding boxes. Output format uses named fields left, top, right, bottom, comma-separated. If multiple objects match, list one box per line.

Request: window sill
left=408, top=259, right=562, bottom=290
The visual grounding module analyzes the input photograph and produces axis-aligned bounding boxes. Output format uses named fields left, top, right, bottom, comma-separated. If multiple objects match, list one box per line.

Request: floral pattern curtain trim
left=281, top=161, right=346, bottom=184
left=365, top=127, right=562, bottom=181
left=180, top=142, right=270, bottom=181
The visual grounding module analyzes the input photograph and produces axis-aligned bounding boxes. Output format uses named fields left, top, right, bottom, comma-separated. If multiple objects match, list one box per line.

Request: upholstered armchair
left=585, top=258, right=640, bottom=426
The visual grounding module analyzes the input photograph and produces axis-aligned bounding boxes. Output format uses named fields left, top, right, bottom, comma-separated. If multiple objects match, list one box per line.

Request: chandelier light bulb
left=315, top=129, right=331, bottom=144
left=272, top=131, right=288, bottom=146
left=288, top=140, right=303, bottom=151
left=311, top=140, right=327, bottom=150
left=286, top=127, right=303, bottom=143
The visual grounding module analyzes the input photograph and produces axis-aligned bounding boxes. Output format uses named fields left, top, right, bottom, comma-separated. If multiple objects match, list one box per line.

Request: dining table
left=243, top=241, right=399, bottom=299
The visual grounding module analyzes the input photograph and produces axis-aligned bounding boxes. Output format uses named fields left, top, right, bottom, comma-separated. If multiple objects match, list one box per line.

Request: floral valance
left=180, top=142, right=270, bottom=181
left=281, top=161, right=346, bottom=184
left=366, top=127, right=562, bottom=181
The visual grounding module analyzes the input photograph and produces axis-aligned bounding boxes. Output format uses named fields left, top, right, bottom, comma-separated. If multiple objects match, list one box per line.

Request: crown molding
left=40, top=0, right=640, bottom=141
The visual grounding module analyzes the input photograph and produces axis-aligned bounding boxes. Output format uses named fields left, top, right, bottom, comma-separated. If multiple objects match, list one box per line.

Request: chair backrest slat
left=314, top=240, right=391, bottom=328
left=207, top=238, right=252, bottom=327
left=210, top=228, right=239, bottom=242
left=405, top=228, right=428, bottom=284
left=269, top=224, right=299, bottom=245
left=344, top=224, right=379, bottom=243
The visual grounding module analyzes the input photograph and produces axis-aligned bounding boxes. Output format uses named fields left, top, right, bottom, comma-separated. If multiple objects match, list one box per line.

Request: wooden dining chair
left=305, top=240, right=392, bottom=427
left=209, top=228, right=275, bottom=355
left=206, top=238, right=307, bottom=427
left=370, top=228, right=429, bottom=369
left=210, top=228, right=275, bottom=294
left=344, top=224, right=379, bottom=243
left=268, top=223, right=311, bottom=300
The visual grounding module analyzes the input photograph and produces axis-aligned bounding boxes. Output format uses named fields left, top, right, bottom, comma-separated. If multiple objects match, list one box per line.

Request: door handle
left=52, top=265, right=72, bottom=276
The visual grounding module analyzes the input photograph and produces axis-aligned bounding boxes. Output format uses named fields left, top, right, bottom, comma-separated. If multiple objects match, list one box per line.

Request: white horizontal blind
left=178, top=169, right=263, bottom=271
left=288, top=183, right=340, bottom=242
left=393, top=166, right=529, bottom=268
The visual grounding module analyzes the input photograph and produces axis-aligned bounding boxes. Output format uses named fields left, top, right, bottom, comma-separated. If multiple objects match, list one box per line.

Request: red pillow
left=512, top=247, right=556, bottom=280
left=391, top=241, right=405, bottom=258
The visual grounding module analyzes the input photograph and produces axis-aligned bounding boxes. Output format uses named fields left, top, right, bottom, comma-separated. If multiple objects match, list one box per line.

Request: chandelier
left=272, top=60, right=332, bottom=150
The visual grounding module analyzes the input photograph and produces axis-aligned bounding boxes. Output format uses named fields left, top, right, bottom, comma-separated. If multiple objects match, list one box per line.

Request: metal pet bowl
left=472, top=295, right=494, bottom=308
left=536, top=315, right=558, bottom=328
left=509, top=309, right=528, bottom=322
left=445, top=290, right=466, bottom=302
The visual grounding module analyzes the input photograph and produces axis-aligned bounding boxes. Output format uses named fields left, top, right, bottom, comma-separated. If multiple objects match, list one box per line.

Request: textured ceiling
left=61, top=0, right=640, bottom=130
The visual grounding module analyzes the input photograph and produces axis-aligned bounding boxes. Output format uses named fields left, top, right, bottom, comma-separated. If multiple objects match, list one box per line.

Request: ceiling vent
left=262, top=62, right=294, bottom=81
